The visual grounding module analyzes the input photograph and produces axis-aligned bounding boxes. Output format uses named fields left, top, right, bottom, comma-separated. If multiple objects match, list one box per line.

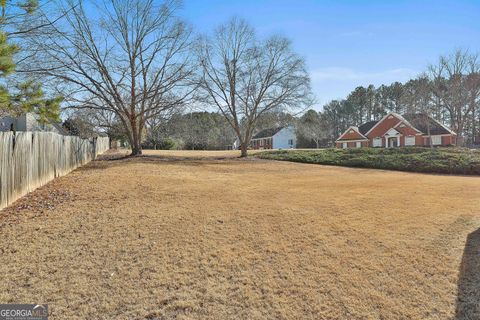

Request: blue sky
left=181, top=0, right=480, bottom=109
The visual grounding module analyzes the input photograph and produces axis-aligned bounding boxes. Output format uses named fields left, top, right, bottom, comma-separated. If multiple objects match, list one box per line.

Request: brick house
left=250, top=126, right=296, bottom=150
left=335, top=112, right=456, bottom=148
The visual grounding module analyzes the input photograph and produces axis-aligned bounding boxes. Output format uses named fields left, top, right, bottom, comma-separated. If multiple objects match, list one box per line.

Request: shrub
left=256, top=148, right=480, bottom=175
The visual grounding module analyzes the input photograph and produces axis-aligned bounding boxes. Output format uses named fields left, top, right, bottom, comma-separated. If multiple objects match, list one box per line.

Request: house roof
left=363, top=112, right=407, bottom=136
left=337, top=112, right=456, bottom=141
left=28, top=112, right=69, bottom=135
left=336, top=126, right=368, bottom=142
left=358, top=121, right=378, bottom=135
left=402, top=114, right=455, bottom=135
left=52, top=122, right=69, bottom=135
left=252, top=127, right=284, bottom=139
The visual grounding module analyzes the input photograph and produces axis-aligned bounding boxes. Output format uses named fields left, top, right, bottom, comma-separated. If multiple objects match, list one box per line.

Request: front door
left=389, top=137, right=398, bottom=148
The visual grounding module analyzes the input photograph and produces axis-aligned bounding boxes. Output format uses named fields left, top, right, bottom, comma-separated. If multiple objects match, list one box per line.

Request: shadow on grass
left=456, top=228, right=480, bottom=319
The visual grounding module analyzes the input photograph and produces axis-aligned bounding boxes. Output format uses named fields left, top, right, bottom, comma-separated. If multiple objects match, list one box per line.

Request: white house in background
left=250, top=126, right=296, bottom=149
left=0, top=112, right=68, bottom=135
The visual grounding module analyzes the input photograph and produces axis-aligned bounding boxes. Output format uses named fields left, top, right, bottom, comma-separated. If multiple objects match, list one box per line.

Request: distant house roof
left=0, top=112, right=70, bottom=135
left=30, top=113, right=69, bottom=135
left=402, top=114, right=455, bottom=135
left=336, top=126, right=368, bottom=141
left=52, top=122, right=69, bottom=135
left=252, top=127, right=285, bottom=139
left=358, top=120, right=378, bottom=135
left=338, top=113, right=455, bottom=142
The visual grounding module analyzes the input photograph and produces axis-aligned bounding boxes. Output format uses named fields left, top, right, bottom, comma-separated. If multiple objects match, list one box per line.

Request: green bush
left=256, top=148, right=480, bottom=175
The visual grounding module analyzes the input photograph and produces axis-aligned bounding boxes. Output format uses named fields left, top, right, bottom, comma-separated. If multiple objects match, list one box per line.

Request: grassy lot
left=0, top=150, right=479, bottom=319
left=257, top=147, right=480, bottom=175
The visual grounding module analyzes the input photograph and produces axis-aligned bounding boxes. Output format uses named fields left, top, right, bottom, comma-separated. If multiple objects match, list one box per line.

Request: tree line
left=18, top=0, right=313, bottom=157
left=322, top=50, right=480, bottom=146
left=142, top=111, right=236, bottom=150
left=1, top=0, right=478, bottom=156
left=117, top=109, right=327, bottom=150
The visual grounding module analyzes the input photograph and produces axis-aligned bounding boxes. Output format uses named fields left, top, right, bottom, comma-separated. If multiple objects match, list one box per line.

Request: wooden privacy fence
left=0, top=132, right=109, bottom=210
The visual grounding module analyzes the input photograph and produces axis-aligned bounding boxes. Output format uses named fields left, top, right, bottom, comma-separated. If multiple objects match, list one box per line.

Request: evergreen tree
left=0, top=0, right=61, bottom=121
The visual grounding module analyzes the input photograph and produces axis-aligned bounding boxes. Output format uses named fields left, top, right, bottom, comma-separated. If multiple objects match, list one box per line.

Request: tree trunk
left=456, top=122, right=465, bottom=147
left=131, top=143, right=142, bottom=156
left=130, top=120, right=143, bottom=156
left=427, top=123, right=433, bottom=149
left=457, top=134, right=465, bottom=147
left=472, top=107, right=476, bottom=145
left=240, top=143, right=248, bottom=157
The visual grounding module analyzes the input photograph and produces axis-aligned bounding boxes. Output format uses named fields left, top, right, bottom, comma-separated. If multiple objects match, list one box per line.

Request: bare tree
left=196, top=18, right=313, bottom=157
left=29, top=0, right=194, bottom=155
left=405, top=75, right=435, bottom=147
left=297, top=109, right=331, bottom=148
left=428, top=50, right=480, bottom=146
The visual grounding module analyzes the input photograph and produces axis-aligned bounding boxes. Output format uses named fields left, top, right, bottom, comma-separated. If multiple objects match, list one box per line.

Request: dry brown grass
left=0, top=150, right=479, bottom=319
left=142, top=149, right=262, bottom=159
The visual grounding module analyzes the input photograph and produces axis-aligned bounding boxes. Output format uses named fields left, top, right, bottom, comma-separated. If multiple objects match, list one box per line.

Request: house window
left=356, top=141, right=362, bottom=148
left=288, top=139, right=293, bottom=146
left=342, top=142, right=347, bottom=149
left=405, top=136, right=415, bottom=146
left=431, top=136, right=441, bottom=146
left=372, top=137, right=382, bottom=147
left=349, top=130, right=354, bottom=133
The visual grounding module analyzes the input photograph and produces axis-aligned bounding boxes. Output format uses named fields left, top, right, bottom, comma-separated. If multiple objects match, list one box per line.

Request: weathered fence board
left=0, top=132, right=109, bottom=210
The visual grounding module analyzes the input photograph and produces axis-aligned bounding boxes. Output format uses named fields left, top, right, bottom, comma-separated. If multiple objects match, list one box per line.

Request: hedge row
left=256, top=147, right=480, bottom=175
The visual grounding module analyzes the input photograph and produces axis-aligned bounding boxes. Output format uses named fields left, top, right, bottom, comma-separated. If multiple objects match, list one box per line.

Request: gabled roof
left=337, top=112, right=456, bottom=141
left=252, top=127, right=284, bottom=139
left=363, top=112, right=404, bottom=136
left=336, top=126, right=368, bottom=142
left=402, top=114, right=456, bottom=135
left=52, top=122, right=69, bottom=135
left=361, top=112, right=455, bottom=137
left=393, top=119, right=422, bottom=135
left=32, top=112, right=69, bottom=136
left=384, top=127, right=400, bottom=135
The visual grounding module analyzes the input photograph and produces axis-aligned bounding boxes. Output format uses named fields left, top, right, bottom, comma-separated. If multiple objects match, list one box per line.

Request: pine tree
left=0, top=0, right=61, bottom=121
